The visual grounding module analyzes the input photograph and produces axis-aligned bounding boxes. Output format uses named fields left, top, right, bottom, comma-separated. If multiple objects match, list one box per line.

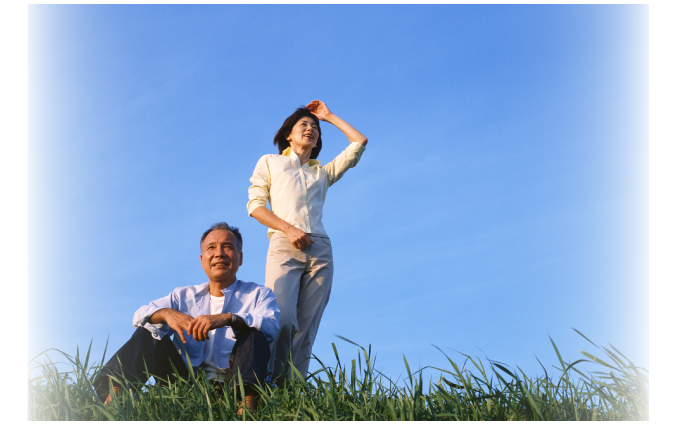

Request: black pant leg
left=94, top=327, right=188, bottom=401
left=225, top=330, right=270, bottom=388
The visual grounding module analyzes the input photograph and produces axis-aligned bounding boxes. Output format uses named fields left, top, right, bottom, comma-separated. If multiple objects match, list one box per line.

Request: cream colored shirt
left=247, top=142, right=366, bottom=239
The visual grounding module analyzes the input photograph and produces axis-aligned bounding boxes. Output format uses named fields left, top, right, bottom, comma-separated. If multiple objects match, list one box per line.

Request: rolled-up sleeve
left=323, top=142, right=366, bottom=186
left=132, top=290, right=177, bottom=340
left=234, top=287, right=280, bottom=343
left=247, top=155, right=272, bottom=215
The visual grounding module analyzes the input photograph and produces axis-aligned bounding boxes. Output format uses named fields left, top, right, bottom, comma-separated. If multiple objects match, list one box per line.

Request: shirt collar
left=198, top=279, right=239, bottom=295
left=282, top=147, right=320, bottom=166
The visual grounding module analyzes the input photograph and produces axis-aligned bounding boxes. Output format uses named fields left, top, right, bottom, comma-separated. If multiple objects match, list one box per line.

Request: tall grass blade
left=29, top=332, right=648, bottom=421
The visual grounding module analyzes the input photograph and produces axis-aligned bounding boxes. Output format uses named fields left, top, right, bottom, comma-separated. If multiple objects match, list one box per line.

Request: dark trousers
left=94, top=327, right=270, bottom=401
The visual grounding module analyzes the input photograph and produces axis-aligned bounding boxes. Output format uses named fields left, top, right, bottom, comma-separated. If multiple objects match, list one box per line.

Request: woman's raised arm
left=306, top=100, right=368, bottom=146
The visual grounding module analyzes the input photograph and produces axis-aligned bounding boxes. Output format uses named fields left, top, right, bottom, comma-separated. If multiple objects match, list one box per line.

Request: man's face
left=200, top=229, right=243, bottom=284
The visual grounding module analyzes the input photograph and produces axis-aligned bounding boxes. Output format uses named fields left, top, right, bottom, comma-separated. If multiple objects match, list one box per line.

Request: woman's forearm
left=250, top=206, right=314, bottom=249
left=325, top=113, right=368, bottom=146
left=250, top=206, right=292, bottom=233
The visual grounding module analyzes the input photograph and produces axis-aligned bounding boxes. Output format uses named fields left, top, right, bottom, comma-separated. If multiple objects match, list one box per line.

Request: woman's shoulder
left=257, top=152, right=289, bottom=162
left=252, top=153, right=293, bottom=178
left=253, top=153, right=275, bottom=167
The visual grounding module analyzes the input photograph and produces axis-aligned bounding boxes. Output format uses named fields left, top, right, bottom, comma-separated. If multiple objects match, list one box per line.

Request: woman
left=247, top=100, right=367, bottom=379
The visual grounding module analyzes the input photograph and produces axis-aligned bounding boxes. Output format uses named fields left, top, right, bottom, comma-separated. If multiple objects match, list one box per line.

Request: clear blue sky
left=28, top=4, right=648, bottom=384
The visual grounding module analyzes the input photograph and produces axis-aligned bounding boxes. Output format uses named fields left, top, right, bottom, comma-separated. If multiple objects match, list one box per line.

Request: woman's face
left=286, top=116, right=319, bottom=151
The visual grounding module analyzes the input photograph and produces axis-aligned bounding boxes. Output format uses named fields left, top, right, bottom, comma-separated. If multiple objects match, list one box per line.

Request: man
left=94, top=222, right=280, bottom=412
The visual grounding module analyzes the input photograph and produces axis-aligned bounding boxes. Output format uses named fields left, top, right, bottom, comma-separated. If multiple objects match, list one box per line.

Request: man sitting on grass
left=94, top=222, right=280, bottom=413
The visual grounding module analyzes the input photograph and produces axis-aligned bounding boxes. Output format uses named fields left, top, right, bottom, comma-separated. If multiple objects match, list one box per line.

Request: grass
left=28, top=328, right=648, bottom=421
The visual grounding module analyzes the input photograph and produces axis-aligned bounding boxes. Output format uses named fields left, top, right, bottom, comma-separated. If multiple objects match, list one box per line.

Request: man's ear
left=239, top=252, right=243, bottom=266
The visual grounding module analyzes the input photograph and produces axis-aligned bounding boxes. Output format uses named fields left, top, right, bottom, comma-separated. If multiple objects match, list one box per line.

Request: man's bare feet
left=236, top=386, right=260, bottom=416
left=237, top=395, right=259, bottom=416
left=103, top=386, right=120, bottom=406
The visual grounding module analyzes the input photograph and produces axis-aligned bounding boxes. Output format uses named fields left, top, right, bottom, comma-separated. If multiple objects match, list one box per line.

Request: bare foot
left=103, top=386, right=120, bottom=406
left=237, top=395, right=258, bottom=416
left=245, top=395, right=258, bottom=412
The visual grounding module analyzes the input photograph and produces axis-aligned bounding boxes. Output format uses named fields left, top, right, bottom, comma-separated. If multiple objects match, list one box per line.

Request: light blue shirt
left=132, top=280, right=280, bottom=371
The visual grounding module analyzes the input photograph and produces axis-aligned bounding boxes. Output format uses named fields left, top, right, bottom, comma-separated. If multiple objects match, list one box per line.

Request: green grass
left=28, top=329, right=648, bottom=421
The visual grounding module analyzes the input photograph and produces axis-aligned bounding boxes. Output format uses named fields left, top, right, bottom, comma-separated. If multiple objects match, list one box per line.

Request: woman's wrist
left=322, top=112, right=339, bottom=124
left=325, top=113, right=367, bottom=145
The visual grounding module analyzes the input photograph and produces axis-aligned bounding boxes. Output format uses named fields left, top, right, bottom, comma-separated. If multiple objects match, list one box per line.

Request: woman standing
left=247, top=100, right=367, bottom=380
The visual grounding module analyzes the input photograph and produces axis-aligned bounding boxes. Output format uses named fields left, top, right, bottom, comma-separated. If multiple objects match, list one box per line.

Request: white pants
left=265, top=232, right=333, bottom=378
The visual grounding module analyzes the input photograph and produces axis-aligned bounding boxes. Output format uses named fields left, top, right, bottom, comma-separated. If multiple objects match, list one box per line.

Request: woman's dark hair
left=273, top=107, right=323, bottom=160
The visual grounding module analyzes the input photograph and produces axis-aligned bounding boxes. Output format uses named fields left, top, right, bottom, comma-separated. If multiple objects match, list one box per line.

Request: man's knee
left=94, top=327, right=185, bottom=399
left=236, top=330, right=269, bottom=352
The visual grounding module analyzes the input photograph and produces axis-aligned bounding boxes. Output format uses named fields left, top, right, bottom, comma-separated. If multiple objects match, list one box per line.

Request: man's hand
left=187, top=314, right=231, bottom=342
left=149, top=308, right=194, bottom=344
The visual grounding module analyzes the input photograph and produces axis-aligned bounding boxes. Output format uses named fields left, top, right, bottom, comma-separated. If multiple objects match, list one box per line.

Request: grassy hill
left=28, top=330, right=648, bottom=421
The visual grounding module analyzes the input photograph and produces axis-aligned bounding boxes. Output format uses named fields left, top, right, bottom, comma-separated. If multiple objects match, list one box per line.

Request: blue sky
left=26, top=4, right=649, bottom=385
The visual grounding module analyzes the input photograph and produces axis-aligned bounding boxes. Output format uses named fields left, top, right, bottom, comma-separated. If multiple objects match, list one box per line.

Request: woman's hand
left=250, top=206, right=314, bottom=249
left=251, top=206, right=315, bottom=249
left=306, top=100, right=368, bottom=146
left=306, top=100, right=332, bottom=122
left=284, top=224, right=315, bottom=250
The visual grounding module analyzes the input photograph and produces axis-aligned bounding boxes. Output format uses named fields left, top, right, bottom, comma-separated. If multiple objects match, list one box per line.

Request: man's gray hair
left=200, top=222, right=243, bottom=252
